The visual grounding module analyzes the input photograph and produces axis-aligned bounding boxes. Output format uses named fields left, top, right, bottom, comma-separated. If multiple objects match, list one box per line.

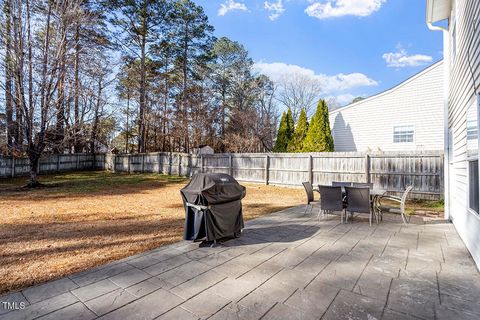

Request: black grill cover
left=181, top=173, right=246, bottom=241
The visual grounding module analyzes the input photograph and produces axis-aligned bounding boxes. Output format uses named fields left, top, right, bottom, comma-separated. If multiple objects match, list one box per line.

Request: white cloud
left=305, top=0, right=385, bottom=19
left=265, top=0, right=286, bottom=21
left=253, top=62, right=378, bottom=93
left=382, top=49, right=433, bottom=68
left=218, top=0, right=248, bottom=16
left=328, top=93, right=356, bottom=105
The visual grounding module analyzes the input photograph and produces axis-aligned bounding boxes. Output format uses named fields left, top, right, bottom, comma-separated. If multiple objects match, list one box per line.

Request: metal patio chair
left=345, top=186, right=374, bottom=226
left=302, top=182, right=320, bottom=215
left=377, top=186, right=413, bottom=225
left=318, top=185, right=345, bottom=222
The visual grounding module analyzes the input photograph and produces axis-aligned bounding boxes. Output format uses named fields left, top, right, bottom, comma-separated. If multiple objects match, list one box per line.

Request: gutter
left=427, top=21, right=447, bottom=32
left=426, top=2, right=450, bottom=220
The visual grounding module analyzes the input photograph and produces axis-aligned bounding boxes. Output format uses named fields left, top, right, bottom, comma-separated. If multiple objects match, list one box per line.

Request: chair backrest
left=352, top=182, right=374, bottom=189
left=332, top=181, right=352, bottom=187
left=400, top=186, right=413, bottom=212
left=302, top=182, right=314, bottom=204
left=345, top=186, right=370, bottom=213
left=318, top=185, right=344, bottom=211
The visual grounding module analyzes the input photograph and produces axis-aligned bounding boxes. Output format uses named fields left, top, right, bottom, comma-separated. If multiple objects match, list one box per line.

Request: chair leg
left=400, top=210, right=408, bottom=225
left=317, top=208, right=323, bottom=220
left=304, top=204, right=310, bottom=215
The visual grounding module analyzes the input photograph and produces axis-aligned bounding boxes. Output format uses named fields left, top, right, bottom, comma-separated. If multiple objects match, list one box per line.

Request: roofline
left=329, top=60, right=444, bottom=115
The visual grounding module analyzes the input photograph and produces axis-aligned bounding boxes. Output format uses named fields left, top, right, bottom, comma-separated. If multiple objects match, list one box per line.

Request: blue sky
left=194, top=0, right=443, bottom=106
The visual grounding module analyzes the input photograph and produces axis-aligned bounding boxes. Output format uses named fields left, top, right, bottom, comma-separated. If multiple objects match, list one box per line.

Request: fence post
left=365, top=153, right=371, bottom=184
left=439, top=153, right=445, bottom=199
left=308, top=154, right=313, bottom=184
left=265, top=155, right=270, bottom=185
left=201, top=155, right=204, bottom=173
left=76, top=154, right=80, bottom=170
left=229, top=154, right=233, bottom=176
left=128, top=154, right=131, bottom=174
left=158, top=153, right=162, bottom=174
left=11, top=157, right=15, bottom=178
left=178, top=154, right=182, bottom=176
left=169, top=153, right=173, bottom=175
left=57, top=154, right=61, bottom=173
left=112, top=154, right=116, bottom=173
left=141, top=154, right=145, bottom=173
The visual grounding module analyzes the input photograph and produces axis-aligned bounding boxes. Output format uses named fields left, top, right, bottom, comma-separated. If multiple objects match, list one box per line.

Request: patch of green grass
left=409, top=199, right=444, bottom=212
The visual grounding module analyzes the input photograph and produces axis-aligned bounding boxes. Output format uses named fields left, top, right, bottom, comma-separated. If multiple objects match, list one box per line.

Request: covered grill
left=181, top=173, right=246, bottom=243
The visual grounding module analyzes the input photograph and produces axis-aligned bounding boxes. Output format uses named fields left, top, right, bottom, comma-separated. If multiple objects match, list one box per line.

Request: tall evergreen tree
left=273, top=111, right=289, bottom=152
left=288, top=108, right=308, bottom=152
left=286, top=108, right=294, bottom=140
left=303, top=100, right=334, bottom=152
left=321, top=100, right=334, bottom=151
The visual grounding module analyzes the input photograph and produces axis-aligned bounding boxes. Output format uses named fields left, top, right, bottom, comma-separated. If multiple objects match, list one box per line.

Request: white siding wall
left=445, top=1, right=480, bottom=267
left=329, top=61, right=444, bottom=152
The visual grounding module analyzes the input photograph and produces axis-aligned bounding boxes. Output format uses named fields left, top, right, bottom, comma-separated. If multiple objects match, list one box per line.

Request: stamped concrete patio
left=1, top=206, right=479, bottom=320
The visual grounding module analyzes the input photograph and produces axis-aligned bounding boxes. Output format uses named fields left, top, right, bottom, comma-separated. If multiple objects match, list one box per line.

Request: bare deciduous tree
left=276, top=72, right=322, bottom=122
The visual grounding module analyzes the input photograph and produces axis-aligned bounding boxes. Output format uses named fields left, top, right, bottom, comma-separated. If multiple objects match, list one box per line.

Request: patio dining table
left=315, top=186, right=388, bottom=223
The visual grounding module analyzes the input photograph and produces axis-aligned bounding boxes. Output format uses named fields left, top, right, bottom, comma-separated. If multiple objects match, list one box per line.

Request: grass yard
left=0, top=171, right=305, bottom=295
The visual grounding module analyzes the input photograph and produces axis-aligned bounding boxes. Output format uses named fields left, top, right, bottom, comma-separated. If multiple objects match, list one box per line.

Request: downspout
left=427, top=15, right=450, bottom=220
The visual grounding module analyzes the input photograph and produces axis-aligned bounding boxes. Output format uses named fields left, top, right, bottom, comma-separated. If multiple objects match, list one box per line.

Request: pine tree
left=286, top=108, right=294, bottom=139
left=288, top=108, right=308, bottom=152
left=273, top=112, right=288, bottom=152
left=322, top=100, right=335, bottom=151
left=303, top=100, right=334, bottom=152
left=273, top=109, right=294, bottom=152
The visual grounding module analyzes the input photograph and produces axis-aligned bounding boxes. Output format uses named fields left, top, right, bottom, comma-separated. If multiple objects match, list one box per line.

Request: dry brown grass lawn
left=0, top=171, right=305, bottom=295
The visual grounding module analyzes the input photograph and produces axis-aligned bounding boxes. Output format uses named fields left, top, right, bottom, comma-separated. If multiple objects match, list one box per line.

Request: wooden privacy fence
left=0, top=154, right=106, bottom=178
left=1, top=151, right=443, bottom=200
left=105, top=151, right=443, bottom=200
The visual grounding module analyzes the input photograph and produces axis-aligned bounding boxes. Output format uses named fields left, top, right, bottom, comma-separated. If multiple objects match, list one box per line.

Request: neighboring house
left=329, top=61, right=444, bottom=152
left=427, top=0, right=480, bottom=267
left=191, top=145, right=214, bottom=154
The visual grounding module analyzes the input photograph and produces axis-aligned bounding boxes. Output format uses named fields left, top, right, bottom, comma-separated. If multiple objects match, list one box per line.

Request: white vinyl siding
left=445, top=0, right=480, bottom=268
left=329, top=61, right=444, bottom=152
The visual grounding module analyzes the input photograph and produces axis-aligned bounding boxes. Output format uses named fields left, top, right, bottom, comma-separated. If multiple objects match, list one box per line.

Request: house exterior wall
left=442, top=0, right=480, bottom=267
left=329, top=61, right=444, bottom=152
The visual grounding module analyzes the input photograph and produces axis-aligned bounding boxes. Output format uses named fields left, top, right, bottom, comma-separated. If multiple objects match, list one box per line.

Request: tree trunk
left=56, top=20, right=67, bottom=153
left=125, top=92, right=130, bottom=153
left=28, top=151, right=40, bottom=187
left=90, top=77, right=103, bottom=168
left=4, top=0, right=14, bottom=149
left=26, top=0, right=33, bottom=146
left=74, top=23, right=81, bottom=152
left=182, top=24, right=189, bottom=152
left=138, top=18, right=147, bottom=153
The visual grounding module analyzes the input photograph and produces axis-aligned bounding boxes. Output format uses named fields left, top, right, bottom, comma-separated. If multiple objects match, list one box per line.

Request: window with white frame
left=467, top=120, right=478, bottom=140
left=393, top=125, right=414, bottom=143
left=466, top=99, right=478, bottom=154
